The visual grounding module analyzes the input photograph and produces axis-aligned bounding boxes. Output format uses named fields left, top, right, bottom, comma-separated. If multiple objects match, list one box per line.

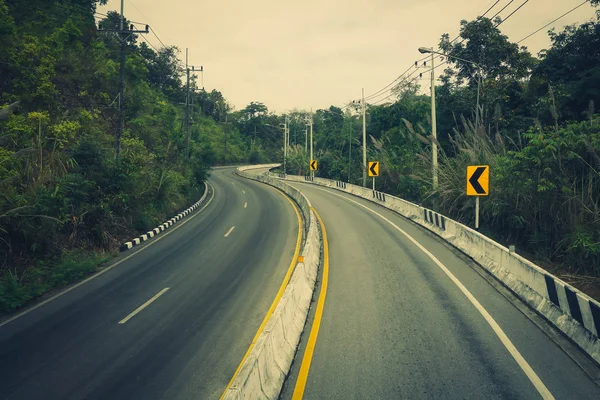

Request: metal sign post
left=475, top=197, right=480, bottom=230
left=368, top=161, right=379, bottom=191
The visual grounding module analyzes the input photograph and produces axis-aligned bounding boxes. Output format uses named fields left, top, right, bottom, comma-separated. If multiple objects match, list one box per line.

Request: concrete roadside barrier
left=275, top=172, right=600, bottom=365
left=119, top=181, right=209, bottom=252
left=220, top=165, right=321, bottom=399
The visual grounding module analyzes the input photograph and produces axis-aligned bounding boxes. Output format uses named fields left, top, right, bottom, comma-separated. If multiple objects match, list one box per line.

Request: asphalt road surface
left=281, top=181, right=600, bottom=400
left=0, top=167, right=299, bottom=400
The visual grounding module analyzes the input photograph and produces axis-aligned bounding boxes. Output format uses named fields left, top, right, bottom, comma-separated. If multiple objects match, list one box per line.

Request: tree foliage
left=0, top=0, right=254, bottom=312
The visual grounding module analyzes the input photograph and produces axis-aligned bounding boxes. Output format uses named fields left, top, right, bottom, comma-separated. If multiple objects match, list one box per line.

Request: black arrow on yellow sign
left=466, top=165, right=489, bottom=196
left=310, top=160, right=317, bottom=171
left=368, top=161, right=379, bottom=177
left=469, top=167, right=486, bottom=194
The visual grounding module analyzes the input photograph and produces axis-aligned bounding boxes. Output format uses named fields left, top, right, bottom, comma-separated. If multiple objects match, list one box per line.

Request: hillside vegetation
left=0, top=0, right=260, bottom=312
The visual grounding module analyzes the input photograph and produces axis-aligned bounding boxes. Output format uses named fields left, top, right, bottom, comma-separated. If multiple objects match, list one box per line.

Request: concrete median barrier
left=221, top=164, right=321, bottom=400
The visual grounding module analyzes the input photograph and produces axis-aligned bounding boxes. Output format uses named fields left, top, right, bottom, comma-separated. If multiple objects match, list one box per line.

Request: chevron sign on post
left=466, top=165, right=489, bottom=230
left=466, top=165, right=489, bottom=196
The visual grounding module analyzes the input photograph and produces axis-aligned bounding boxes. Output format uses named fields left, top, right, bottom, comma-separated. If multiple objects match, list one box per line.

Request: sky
left=98, top=0, right=598, bottom=114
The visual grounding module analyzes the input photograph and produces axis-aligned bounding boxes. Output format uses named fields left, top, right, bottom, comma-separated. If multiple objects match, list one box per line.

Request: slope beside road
left=0, top=167, right=299, bottom=400
left=281, top=181, right=600, bottom=400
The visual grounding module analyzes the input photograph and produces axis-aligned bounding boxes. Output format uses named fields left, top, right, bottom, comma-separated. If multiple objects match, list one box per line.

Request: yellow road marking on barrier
left=309, top=186, right=554, bottom=400
left=118, top=288, right=169, bottom=324
left=244, top=202, right=247, bottom=208
left=219, top=185, right=303, bottom=399
left=292, top=207, right=329, bottom=400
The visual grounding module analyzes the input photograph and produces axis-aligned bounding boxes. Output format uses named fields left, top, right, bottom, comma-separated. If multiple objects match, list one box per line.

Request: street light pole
left=305, top=122, right=308, bottom=151
left=430, top=52, right=438, bottom=190
left=310, top=109, right=314, bottom=179
left=362, top=88, right=367, bottom=187
left=284, top=115, right=288, bottom=173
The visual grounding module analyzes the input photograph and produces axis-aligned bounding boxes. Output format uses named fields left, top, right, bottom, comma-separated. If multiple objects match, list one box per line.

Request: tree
left=531, top=12, right=600, bottom=122
left=437, top=17, right=537, bottom=146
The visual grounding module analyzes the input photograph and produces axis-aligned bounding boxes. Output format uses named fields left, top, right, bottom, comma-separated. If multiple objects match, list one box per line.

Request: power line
left=481, top=0, right=502, bottom=19
left=127, top=0, right=168, bottom=49
left=364, top=65, right=417, bottom=101
left=369, top=74, right=423, bottom=106
left=490, top=0, right=515, bottom=20
left=517, top=0, right=590, bottom=44
left=139, top=34, right=160, bottom=52
left=424, top=0, right=504, bottom=64
left=150, top=27, right=167, bottom=48
left=495, top=0, right=531, bottom=27
left=364, top=0, right=505, bottom=103
left=438, top=0, right=532, bottom=75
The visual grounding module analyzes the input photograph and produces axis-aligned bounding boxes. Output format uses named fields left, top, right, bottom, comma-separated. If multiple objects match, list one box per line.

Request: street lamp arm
left=263, top=123, right=285, bottom=130
left=426, top=49, right=482, bottom=70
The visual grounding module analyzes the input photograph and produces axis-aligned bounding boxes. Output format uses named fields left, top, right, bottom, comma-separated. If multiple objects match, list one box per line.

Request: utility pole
left=348, top=121, right=352, bottom=183
left=430, top=52, right=438, bottom=190
left=184, top=53, right=203, bottom=159
left=362, top=88, right=367, bottom=187
left=185, top=48, right=190, bottom=159
left=284, top=115, right=288, bottom=173
left=116, top=0, right=126, bottom=161
left=99, top=0, right=149, bottom=161
left=304, top=120, right=308, bottom=151
left=309, top=109, right=314, bottom=179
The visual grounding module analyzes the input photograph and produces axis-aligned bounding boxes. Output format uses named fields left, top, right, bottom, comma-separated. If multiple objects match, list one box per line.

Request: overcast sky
left=98, top=0, right=597, bottom=114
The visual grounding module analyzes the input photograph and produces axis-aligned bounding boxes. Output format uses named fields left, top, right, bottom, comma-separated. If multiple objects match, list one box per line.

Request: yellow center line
left=219, top=184, right=303, bottom=400
left=118, top=287, right=169, bottom=324
left=292, top=207, right=329, bottom=400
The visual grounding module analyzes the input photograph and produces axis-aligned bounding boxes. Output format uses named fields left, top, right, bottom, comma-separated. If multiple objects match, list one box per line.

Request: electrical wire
left=481, top=0, right=503, bottom=20
left=490, top=0, right=515, bottom=20
left=139, top=34, right=160, bottom=53
left=150, top=27, right=167, bottom=48
left=517, top=0, right=590, bottom=44
left=495, top=0, right=531, bottom=27
left=362, top=0, right=505, bottom=104
left=363, top=64, right=416, bottom=101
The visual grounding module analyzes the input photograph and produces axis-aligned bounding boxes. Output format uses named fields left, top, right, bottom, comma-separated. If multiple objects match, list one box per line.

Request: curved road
left=281, top=181, right=600, bottom=400
left=0, top=167, right=299, bottom=400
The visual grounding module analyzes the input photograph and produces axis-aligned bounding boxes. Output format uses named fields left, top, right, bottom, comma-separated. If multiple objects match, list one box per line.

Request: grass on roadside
left=0, top=250, right=112, bottom=314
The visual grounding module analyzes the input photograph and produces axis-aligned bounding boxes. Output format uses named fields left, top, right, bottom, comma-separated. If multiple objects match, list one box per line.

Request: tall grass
left=403, top=113, right=600, bottom=275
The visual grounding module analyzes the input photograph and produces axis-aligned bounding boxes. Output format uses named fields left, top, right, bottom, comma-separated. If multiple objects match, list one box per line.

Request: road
left=0, top=167, right=299, bottom=400
left=281, top=181, right=600, bottom=400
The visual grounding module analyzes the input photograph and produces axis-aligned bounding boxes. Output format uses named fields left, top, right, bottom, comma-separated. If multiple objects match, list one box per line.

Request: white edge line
left=0, top=181, right=216, bottom=328
left=224, top=226, right=236, bottom=237
left=308, top=186, right=555, bottom=400
left=118, top=287, right=169, bottom=324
